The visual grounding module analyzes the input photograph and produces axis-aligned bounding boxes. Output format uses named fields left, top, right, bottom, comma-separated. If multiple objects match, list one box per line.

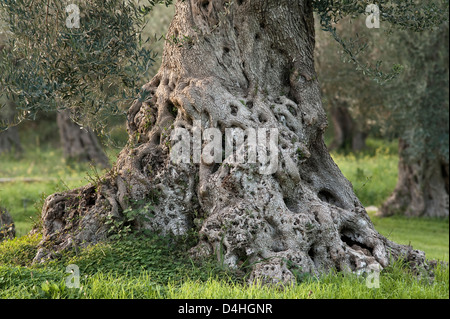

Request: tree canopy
left=0, top=0, right=448, bottom=134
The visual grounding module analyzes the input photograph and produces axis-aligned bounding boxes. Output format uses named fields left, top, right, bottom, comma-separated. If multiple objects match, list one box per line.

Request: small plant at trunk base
left=106, top=200, right=155, bottom=240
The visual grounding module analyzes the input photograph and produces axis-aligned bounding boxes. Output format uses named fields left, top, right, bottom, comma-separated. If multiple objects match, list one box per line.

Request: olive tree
left=1, top=0, right=447, bottom=283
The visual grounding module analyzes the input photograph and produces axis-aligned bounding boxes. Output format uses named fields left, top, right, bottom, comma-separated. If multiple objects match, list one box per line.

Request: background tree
left=56, top=109, right=110, bottom=167
left=0, top=98, right=22, bottom=155
left=0, top=31, right=22, bottom=155
left=0, top=0, right=172, bottom=164
left=380, top=21, right=449, bottom=218
left=0, top=207, right=15, bottom=242
left=1, top=0, right=447, bottom=284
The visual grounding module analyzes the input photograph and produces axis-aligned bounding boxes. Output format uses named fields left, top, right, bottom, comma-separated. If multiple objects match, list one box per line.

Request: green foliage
left=0, top=0, right=173, bottom=132
left=317, top=1, right=448, bottom=167
left=313, top=0, right=448, bottom=32
left=105, top=199, right=155, bottom=239
left=30, top=279, right=86, bottom=299
left=45, top=234, right=194, bottom=282
left=315, top=16, right=392, bottom=142
left=383, top=22, right=449, bottom=163
left=1, top=0, right=448, bottom=134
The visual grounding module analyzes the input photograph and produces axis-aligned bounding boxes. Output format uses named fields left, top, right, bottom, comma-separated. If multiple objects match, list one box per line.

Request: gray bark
left=57, top=110, right=109, bottom=168
left=33, top=0, right=428, bottom=283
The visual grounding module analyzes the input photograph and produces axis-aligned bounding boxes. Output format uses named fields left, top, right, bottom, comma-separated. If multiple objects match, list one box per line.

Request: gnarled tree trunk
left=380, top=139, right=449, bottom=218
left=57, top=110, right=109, bottom=168
left=34, top=0, right=427, bottom=283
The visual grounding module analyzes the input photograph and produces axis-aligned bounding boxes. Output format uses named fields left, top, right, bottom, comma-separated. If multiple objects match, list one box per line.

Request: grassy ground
left=0, top=145, right=119, bottom=237
left=0, top=138, right=448, bottom=299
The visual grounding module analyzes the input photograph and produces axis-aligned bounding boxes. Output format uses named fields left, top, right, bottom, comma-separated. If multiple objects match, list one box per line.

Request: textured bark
left=380, top=139, right=449, bottom=218
left=33, top=0, right=428, bottom=283
left=57, top=110, right=109, bottom=168
left=328, top=99, right=367, bottom=152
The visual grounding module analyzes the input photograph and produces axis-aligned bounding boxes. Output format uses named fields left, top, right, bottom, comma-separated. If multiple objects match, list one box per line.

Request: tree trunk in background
left=0, top=100, right=22, bottom=155
left=57, top=110, right=109, bottom=168
left=328, top=99, right=367, bottom=152
left=381, top=139, right=449, bottom=218
left=34, top=0, right=428, bottom=283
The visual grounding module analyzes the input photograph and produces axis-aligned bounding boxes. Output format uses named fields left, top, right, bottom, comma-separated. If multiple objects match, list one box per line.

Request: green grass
left=331, top=139, right=400, bottom=207
left=0, top=138, right=448, bottom=299
left=166, top=264, right=449, bottom=299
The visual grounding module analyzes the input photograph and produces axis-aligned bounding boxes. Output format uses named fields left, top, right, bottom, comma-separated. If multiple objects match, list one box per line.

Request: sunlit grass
left=166, top=264, right=449, bottom=299
left=369, top=212, right=449, bottom=261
